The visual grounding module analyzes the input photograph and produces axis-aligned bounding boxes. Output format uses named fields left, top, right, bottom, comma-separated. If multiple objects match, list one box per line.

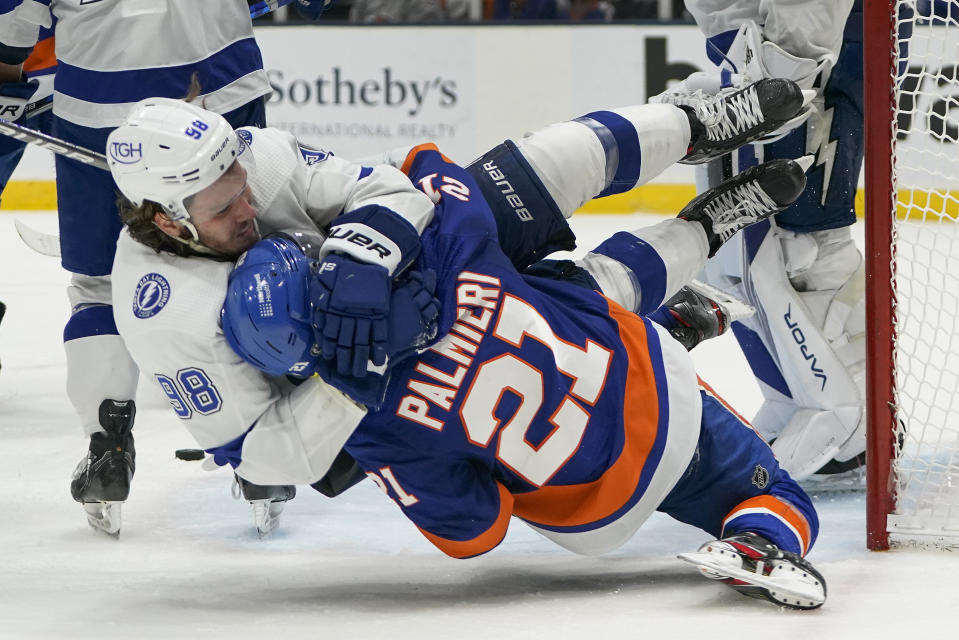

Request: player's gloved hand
left=385, top=269, right=440, bottom=365
left=295, top=0, right=332, bottom=20
left=0, top=78, right=49, bottom=122
left=311, top=269, right=439, bottom=410
left=314, top=359, right=392, bottom=409
left=309, top=253, right=390, bottom=378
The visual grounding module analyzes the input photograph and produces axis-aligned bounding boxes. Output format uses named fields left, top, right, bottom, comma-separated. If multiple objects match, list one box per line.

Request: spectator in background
left=608, top=0, right=660, bottom=19
left=491, top=0, right=613, bottom=20
left=349, top=0, right=471, bottom=22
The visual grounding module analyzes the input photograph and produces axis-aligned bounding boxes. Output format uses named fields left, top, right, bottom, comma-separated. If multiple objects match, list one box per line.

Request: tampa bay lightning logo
left=298, top=144, right=329, bottom=166
left=237, top=129, right=253, bottom=146
left=133, top=273, right=171, bottom=319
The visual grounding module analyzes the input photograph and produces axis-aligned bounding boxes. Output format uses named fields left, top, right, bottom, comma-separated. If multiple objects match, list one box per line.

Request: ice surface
left=0, top=213, right=956, bottom=640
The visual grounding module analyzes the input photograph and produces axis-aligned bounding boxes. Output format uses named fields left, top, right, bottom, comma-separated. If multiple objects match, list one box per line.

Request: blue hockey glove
left=0, top=78, right=52, bottom=122
left=309, top=270, right=439, bottom=409
left=295, top=0, right=332, bottom=20
left=386, top=269, right=440, bottom=366
left=310, top=253, right=390, bottom=378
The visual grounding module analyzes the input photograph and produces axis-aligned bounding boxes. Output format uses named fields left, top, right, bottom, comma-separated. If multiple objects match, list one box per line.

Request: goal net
left=866, top=0, right=959, bottom=549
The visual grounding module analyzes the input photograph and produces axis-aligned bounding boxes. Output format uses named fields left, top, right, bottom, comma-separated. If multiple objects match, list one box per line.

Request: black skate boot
left=233, top=474, right=296, bottom=538
left=675, top=78, right=811, bottom=164
left=679, top=532, right=826, bottom=610
left=678, top=156, right=810, bottom=257
left=70, top=399, right=136, bottom=536
left=661, top=280, right=754, bottom=351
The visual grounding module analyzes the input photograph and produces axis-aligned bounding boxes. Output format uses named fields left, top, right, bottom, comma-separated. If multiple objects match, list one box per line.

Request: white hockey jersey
left=0, top=0, right=272, bottom=127
left=683, top=0, right=854, bottom=62
left=111, top=127, right=436, bottom=485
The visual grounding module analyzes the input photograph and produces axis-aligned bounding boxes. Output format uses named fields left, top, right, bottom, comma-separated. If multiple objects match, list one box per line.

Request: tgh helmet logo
left=109, top=141, right=143, bottom=165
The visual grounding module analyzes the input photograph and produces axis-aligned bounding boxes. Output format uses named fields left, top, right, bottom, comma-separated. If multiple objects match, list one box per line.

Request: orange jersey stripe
left=417, top=483, right=514, bottom=558
left=511, top=297, right=662, bottom=528
left=400, top=143, right=455, bottom=175
left=724, top=494, right=813, bottom=555
left=23, top=37, right=56, bottom=75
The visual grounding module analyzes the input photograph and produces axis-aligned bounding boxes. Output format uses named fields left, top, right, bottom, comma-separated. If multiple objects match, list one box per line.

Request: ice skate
left=70, top=399, right=136, bottom=537
left=678, top=156, right=811, bottom=257
left=659, top=78, right=813, bottom=164
left=679, top=532, right=826, bottom=610
left=662, top=279, right=754, bottom=350
left=233, top=475, right=296, bottom=538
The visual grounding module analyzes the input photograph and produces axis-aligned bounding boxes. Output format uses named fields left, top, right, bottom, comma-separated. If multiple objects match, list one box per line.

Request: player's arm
left=125, top=318, right=366, bottom=487
left=353, top=443, right=515, bottom=558
left=299, top=150, right=438, bottom=378
left=0, top=0, right=47, bottom=64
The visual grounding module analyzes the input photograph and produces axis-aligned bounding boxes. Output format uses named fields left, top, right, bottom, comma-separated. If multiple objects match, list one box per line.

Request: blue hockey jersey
left=346, top=146, right=703, bottom=558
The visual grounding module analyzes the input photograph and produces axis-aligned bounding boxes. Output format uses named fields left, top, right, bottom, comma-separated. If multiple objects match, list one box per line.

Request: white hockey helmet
left=106, top=97, right=250, bottom=222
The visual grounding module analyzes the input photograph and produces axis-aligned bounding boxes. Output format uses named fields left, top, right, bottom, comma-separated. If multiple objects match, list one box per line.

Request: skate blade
left=82, top=501, right=122, bottom=537
left=678, top=552, right=825, bottom=609
left=752, top=101, right=816, bottom=144
left=250, top=499, right=285, bottom=539
left=686, top=279, right=755, bottom=324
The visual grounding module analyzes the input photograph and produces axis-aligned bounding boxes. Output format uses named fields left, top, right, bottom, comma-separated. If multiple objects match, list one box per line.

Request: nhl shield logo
left=751, top=464, right=770, bottom=489
left=133, top=273, right=171, bottom=319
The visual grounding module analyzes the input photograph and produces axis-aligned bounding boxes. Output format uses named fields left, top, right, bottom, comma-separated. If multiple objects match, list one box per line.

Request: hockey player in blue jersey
left=106, top=79, right=826, bottom=608
left=224, top=143, right=826, bottom=610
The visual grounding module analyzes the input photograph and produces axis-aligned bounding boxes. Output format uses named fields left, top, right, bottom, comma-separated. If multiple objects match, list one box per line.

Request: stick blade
left=14, top=218, right=61, bottom=257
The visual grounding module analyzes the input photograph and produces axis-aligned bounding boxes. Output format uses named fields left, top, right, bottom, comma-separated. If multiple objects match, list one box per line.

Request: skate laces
left=704, top=179, right=779, bottom=241
left=697, top=85, right=765, bottom=141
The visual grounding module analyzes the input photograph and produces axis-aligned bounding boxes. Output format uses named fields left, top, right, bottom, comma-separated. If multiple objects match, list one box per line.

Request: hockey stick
left=0, top=0, right=297, bottom=167
left=4, top=1, right=297, bottom=256
left=0, top=117, right=108, bottom=170
left=13, top=218, right=60, bottom=257
left=0, top=116, right=103, bottom=257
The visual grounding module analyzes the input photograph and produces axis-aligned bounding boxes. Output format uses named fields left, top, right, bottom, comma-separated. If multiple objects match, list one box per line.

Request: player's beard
left=194, top=218, right=261, bottom=259
left=234, top=218, right=261, bottom=254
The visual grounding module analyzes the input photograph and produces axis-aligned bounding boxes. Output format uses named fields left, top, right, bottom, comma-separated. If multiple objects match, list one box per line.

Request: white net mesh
left=888, top=0, right=959, bottom=546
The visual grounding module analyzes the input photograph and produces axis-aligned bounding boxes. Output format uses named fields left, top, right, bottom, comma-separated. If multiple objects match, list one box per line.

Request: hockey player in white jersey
left=104, top=78, right=829, bottom=608
left=0, top=0, right=330, bottom=536
left=653, top=0, right=867, bottom=481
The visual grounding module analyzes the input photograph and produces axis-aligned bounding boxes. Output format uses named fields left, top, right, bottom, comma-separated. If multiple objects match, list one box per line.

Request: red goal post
left=864, top=0, right=959, bottom=550
left=864, top=0, right=897, bottom=552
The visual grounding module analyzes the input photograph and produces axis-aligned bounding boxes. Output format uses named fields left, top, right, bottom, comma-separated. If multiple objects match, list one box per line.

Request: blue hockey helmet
left=222, top=235, right=319, bottom=377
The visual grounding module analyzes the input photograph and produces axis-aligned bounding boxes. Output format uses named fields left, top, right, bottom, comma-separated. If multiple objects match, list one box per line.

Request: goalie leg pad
left=700, top=221, right=865, bottom=479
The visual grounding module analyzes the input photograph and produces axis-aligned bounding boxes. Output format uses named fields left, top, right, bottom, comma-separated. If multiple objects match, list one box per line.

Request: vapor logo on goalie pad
left=133, top=273, right=171, bottom=319
left=784, top=304, right=828, bottom=391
